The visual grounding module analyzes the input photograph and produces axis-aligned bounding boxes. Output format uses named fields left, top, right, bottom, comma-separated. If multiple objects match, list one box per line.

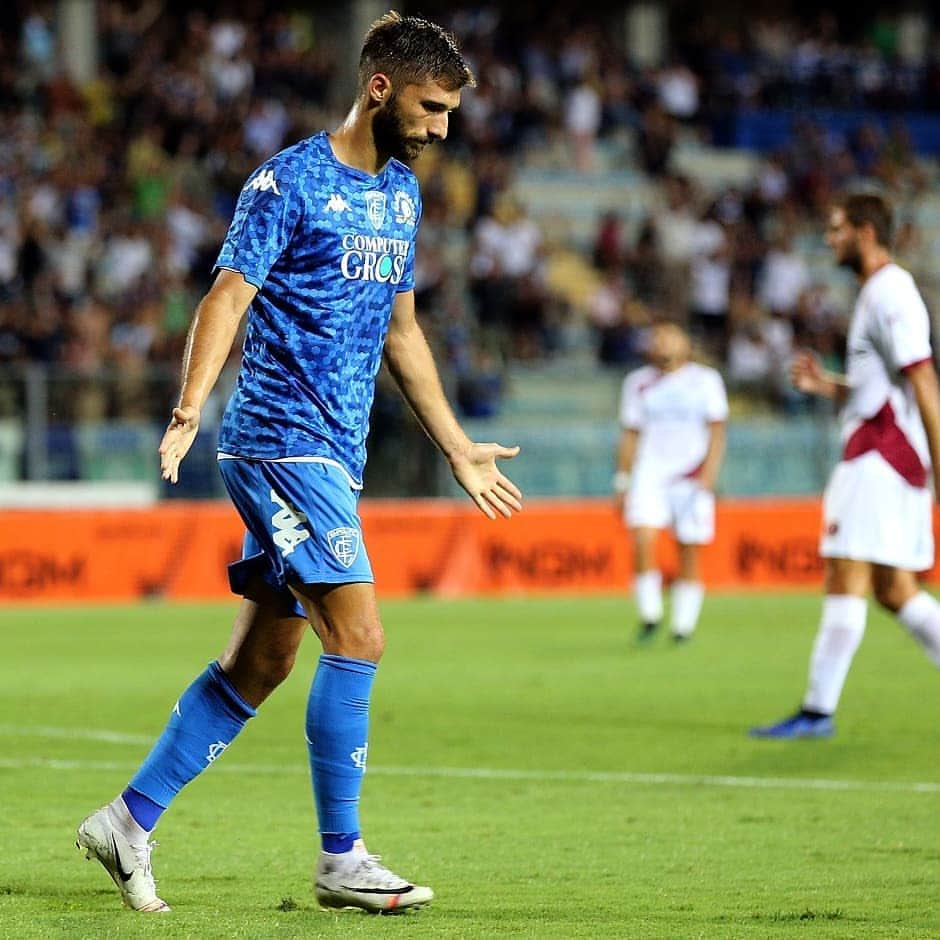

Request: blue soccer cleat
left=749, top=711, right=835, bottom=739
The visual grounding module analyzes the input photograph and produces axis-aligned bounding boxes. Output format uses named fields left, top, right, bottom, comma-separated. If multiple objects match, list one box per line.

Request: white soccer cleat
left=315, top=840, right=433, bottom=913
left=75, top=805, right=170, bottom=912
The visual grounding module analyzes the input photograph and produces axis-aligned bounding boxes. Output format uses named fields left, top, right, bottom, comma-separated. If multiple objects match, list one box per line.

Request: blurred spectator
left=688, top=205, right=731, bottom=360
left=637, top=102, right=675, bottom=177
left=592, top=210, right=627, bottom=272
left=564, top=73, right=602, bottom=172
left=757, top=230, right=810, bottom=318
left=456, top=349, right=505, bottom=418
left=586, top=266, right=647, bottom=367
left=727, top=291, right=795, bottom=408
left=627, top=219, right=664, bottom=307
left=653, top=175, right=698, bottom=320
left=657, top=60, right=699, bottom=121
left=469, top=194, right=545, bottom=358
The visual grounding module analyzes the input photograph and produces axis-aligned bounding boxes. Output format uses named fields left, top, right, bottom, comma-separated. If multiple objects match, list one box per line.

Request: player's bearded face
left=373, top=94, right=431, bottom=164
left=836, top=230, right=863, bottom=273
left=827, top=210, right=863, bottom=273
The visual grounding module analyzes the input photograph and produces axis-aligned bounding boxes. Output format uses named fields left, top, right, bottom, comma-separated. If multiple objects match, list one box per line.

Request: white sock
left=634, top=570, right=663, bottom=624
left=803, top=594, right=867, bottom=715
left=109, top=796, right=151, bottom=842
left=897, top=591, right=940, bottom=665
left=671, top=580, right=705, bottom=637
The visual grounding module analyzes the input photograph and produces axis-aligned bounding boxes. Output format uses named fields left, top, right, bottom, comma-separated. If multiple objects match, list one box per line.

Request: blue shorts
left=218, top=458, right=373, bottom=616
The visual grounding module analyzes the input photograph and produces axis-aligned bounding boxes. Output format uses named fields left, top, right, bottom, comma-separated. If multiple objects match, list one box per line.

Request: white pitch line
left=0, top=754, right=938, bottom=795
left=0, top=724, right=152, bottom=746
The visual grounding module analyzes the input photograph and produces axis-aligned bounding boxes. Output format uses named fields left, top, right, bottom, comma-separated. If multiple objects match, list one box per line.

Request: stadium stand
left=1, top=2, right=939, bottom=496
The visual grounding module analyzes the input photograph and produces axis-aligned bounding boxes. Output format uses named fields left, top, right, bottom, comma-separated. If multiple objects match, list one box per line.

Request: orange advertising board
left=0, top=498, right=937, bottom=605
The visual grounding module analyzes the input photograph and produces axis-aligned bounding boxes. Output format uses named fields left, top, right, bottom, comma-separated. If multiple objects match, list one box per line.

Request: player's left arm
left=383, top=290, right=522, bottom=519
left=698, top=421, right=727, bottom=492
left=697, top=372, right=728, bottom=491
left=906, top=359, right=940, bottom=498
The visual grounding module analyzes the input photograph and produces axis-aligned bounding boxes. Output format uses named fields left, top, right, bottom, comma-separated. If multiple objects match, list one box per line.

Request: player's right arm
left=614, top=372, right=641, bottom=512
left=790, top=349, right=849, bottom=404
left=907, top=359, right=940, bottom=499
left=159, top=270, right=257, bottom=483
left=614, top=427, right=638, bottom=513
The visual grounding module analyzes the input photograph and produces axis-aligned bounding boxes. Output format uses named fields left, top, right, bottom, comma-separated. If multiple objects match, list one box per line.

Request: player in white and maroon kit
left=615, top=322, right=728, bottom=642
left=752, top=193, right=940, bottom=739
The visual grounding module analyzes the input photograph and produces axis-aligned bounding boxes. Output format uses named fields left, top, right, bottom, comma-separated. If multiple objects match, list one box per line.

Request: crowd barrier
left=1, top=498, right=938, bottom=604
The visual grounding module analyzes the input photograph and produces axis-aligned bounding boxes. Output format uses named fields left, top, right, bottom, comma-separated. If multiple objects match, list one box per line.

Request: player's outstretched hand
left=159, top=405, right=201, bottom=484
left=790, top=349, right=826, bottom=395
left=451, top=442, right=522, bottom=520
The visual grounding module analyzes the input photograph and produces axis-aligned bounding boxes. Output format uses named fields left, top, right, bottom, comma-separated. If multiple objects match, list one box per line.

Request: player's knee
left=873, top=581, right=908, bottom=614
left=330, top=619, right=385, bottom=662
left=255, top=647, right=297, bottom=693
left=353, top=621, right=386, bottom=662
left=222, top=645, right=296, bottom=698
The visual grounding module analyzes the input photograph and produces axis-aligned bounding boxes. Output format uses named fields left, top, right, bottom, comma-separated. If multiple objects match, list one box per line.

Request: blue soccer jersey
left=214, top=132, right=422, bottom=485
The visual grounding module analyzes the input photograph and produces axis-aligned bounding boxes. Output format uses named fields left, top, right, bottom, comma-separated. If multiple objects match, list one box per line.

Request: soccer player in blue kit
left=76, top=12, right=521, bottom=915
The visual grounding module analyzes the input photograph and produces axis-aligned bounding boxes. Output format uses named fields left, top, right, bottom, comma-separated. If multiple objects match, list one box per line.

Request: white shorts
left=626, top=476, right=715, bottom=545
left=820, top=452, right=934, bottom=571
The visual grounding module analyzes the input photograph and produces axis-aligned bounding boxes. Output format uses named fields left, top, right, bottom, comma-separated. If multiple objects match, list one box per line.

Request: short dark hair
left=836, top=192, right=894, bottom=247
left=358, top=11, right=476, bottom=93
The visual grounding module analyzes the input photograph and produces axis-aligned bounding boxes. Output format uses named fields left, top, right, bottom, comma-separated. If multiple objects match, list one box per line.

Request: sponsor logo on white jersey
left=394, top=191, right=416, bottom=226
left=350, top=744, right=368, bottom=770
left=363, top=191, right=387, bottom=230
left=247, top=169, right=281, bottom=195
left=339, top=233, right=409, bottom=285
left=270, top=490, right=311, bottom=556
left=325, top=193, right=350, bottom=213
left=327, top=526, right=360, bottom=567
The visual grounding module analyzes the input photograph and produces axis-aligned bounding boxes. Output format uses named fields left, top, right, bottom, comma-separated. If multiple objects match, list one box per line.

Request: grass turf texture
left=0, top=593, right=938, bottom=938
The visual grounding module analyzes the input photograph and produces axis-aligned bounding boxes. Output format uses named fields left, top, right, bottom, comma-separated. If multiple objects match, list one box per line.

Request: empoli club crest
left=363, top=191, right=386, bottom=230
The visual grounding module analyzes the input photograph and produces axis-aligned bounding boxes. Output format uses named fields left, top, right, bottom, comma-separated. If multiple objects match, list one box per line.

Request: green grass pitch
left=1, top=592, right=938, bottom=938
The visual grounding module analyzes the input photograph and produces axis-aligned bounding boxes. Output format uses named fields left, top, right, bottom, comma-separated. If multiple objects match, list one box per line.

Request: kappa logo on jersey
left=325, top=193, right=350, bottom=213
left=363, top=191, right=386, bottom=230
left=350, top=744, right=368, bottom=770
left=394, top=191, right=416, bottom=226
left=270, top=489, right=311, bottom=556
left=247, top=169, right=281, bottom=195
left=327, top=526, right=360, bottom=567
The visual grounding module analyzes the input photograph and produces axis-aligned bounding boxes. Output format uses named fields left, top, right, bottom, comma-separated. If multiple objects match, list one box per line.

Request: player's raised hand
left=450, top=442, right=522, bottom=520
left=790, top=349, right=826, bottom=395
left=159, top=405, right=201, bottom=484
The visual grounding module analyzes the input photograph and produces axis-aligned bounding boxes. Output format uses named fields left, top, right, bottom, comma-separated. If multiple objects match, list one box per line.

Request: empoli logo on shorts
left=327, top=526, right=360, bottom=567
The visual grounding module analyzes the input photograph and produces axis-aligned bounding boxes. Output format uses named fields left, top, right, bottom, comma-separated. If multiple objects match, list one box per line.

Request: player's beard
left=836, top=235, right=863, bottom=274
left=373, top=95, right=430, bottom=164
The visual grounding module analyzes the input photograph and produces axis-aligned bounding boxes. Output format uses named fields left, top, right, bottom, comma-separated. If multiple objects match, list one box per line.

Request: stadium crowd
left=1, top=1, right=938, bottom=425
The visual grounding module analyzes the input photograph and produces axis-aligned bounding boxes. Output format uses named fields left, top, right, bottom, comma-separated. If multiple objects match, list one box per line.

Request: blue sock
left=306, top=654, right=377, bottom=852
left=120, top=787, right=164, bottom=832
left=125, top=661, right=256, bottom=828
